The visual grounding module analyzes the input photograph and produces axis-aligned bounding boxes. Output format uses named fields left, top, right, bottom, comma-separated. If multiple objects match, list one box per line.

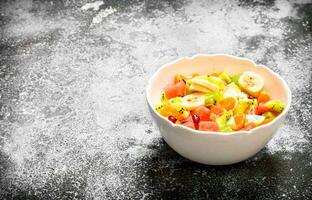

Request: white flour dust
left=92, top=7, right=117, bottom=24
left=81, top=1, right=104, bottom=11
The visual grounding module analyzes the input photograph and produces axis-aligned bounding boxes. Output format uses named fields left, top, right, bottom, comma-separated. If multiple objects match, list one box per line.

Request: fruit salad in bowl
left=146, top=54, right=291, bottom=165
left=155, top=71, right=285, bottom=132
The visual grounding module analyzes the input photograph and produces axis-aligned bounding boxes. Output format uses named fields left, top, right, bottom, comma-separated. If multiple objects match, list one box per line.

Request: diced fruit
left=233, top=99, right=257, bottom=114
left=256, top=102, right=270, bottom=115
left=156, top=98, right=189, bottom=121
left=164, top=81, right=186, bottom=99
left=210, top=72, right=220, bottom=77
left=204, top=91, right=223, bottom=106
left=182, top=121, right=219, bottom=131
left=168, top=116, right=177, bottom=123
left=160, top=92, right=167, bottom=102
left=261, top=118, right=274, bottom=125
left=192, top=106, right=211, bottom=121
left=245, top=115, right=265, bottom=126
left=206, top=76, right=225, bottom=89
left=182, top=120, right=194, bottom=129
left=192, top=78, right=220, bottom=92
left=264, top=100, right=285, bottom=113
left=238, top=71, right=264, bottom=97
left=216, top=111, right=233, bottom=132
left=210, top=105, right=225, bottom=116
left=155, top=102, right=170, bottom=116
left=233, top=113, right=246, bottom=130
left=182, top=93, right=206, bottom=110
left=219, top=126, right=233, bottom=132
left=223, top=82, right=240, bottom=99
left=174, top=74, right=183, bottom=84
left=218, top=97, right=236, bottom=111
left=199, top=121, right=219, bottom=131
left=219, top=71, right=232, bottom=83
left=262, top=111, right=275, bottom=119
left=231, top=73, right=241, bottom=85
left=185, top=79, right=192, bottom=94
left=241, top=123, right=256, bottom=131
left=189, top=82, right=212, bottom=93
left=246, top=99, right=258, bottom=115
left=258, top=91, right=270, bottom=103
left=192, top=114, right=200, bottom=129
left=209, top=113, right=218, bottom=122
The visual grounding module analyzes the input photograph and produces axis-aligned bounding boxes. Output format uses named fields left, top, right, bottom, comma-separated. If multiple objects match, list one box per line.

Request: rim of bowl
left=146, top=54, right=292, bottom=136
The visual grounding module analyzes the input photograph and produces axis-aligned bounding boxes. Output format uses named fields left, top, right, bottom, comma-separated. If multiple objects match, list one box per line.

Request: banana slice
left=182, top=93, right=206, bottom=110
left=192, top=78, right=220, bottom=92
left=238, top=71, right=264, bottom=97
left=189, top=82, right=211, bottom=93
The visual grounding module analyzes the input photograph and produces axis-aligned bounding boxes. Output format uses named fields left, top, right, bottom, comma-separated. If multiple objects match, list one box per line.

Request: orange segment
left=258, top=91, right=270, bottom=103
left=218, top=97, right=236, bottom=111
left=241, top=123, right=256, bottom=131
left=210, top=72, right=220, bottom=77
left=233, top=113, right=246, bottom=131
left=210, top=105, right=225, bottom=116
left=261, top=118, right=274, bottom=125
left=256, top=102, right=270, bottom=115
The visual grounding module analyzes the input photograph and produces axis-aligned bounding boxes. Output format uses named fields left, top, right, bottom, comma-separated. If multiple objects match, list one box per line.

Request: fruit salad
left=155, top=71, right=285, bottom=132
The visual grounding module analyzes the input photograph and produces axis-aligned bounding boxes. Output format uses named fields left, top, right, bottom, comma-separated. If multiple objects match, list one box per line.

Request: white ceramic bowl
left=146, top=54, right=291, bottom=165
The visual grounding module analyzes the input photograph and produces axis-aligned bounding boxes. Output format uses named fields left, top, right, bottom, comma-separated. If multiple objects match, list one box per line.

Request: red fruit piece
left=192, top=114, right=200, bottom=130
left=192, top=106, right=211, bottom=121
left=258, top=91, right=270, bottom=103
left=182, top=120, right=194, bottom=129
left=241, top=123, right=256, bottom=131
left=199, top=121, right=219, bottom=131
left=256, top=102, right=270, bottom=115
left=163, top=81, right=186, bottom=99
left=168, top=116, right=177, bottom=123
left=182, top=121, right=219, bottom=132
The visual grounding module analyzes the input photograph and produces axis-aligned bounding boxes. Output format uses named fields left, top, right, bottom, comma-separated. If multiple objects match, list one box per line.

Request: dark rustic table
left=0, top=0, right=311, bottom=199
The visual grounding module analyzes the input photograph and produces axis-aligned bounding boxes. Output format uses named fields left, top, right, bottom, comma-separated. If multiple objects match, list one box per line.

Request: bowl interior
left=147, top=55, right=290, bottom=109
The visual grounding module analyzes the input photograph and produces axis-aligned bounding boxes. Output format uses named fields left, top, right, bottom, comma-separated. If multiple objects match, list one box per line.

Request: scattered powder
left=92, top=7, right=117, bottom=24
left=81, top=1, right=104, bottom=11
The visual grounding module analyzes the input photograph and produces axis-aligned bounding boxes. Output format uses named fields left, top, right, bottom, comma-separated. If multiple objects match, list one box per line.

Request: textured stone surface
left=0, top=0, right=311, bottom=199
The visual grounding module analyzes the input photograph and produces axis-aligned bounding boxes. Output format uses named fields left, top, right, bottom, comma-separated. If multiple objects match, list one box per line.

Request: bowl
left=146, top=54, right=291, bottom=165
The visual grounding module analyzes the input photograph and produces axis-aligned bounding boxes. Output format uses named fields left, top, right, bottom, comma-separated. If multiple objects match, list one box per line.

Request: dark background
left=0, top=0, right=311, bottom=199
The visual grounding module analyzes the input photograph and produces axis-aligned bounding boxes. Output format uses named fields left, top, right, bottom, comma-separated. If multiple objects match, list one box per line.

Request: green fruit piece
left=216, top=111, right=233, bottom=132
left=168, top=97, right=183, bottom=104
left=219, top=126, right=233, bottom=132
left=245, top=115, right=265, bottom=126
left=264, top=100, right=285, bottom=113
left=226, top=116, right=236, bottom=129
left=207, top=76, right=225, bottom=89
left=219, top=71, right=232, bottom=83
left=160, top=92, right=167, bottom=102
left=185, top=79, right=192, bottom=95
left=166, top=97, right=190, bottom=119
left=262, top=112, right=276, bottom=119
left=233, top=99, right=257, bottom=114
left=155, top=102, right=164, bottom=113
left=204, top=91, right=223, bottom=106
left=231, top=73, right=241, bottom=86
